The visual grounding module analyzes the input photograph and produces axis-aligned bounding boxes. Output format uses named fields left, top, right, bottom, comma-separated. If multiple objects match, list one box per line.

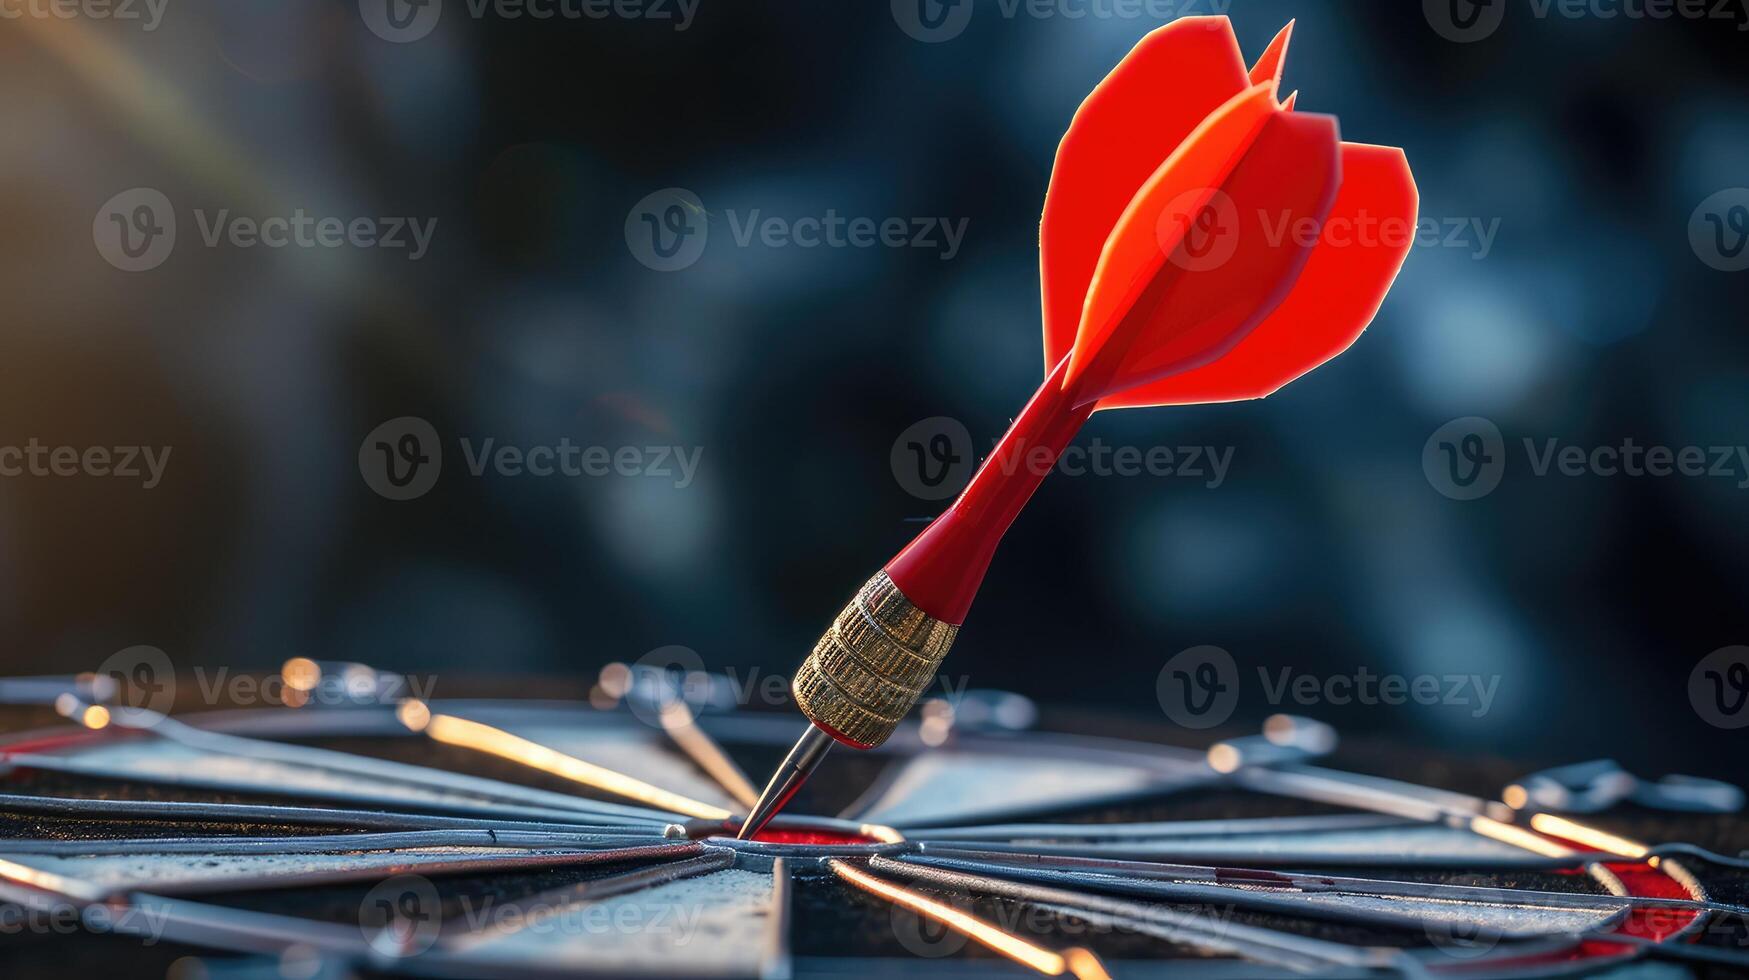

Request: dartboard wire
left=0, top=861, right=373, bottom=958
left=4, top=689, right=1743, bottom=975
left=891, top=852, right=1630, bottom=945
left=871, top=736, right=1734, bottom=974
left=3, top=841, right=762, bottom=972
left=1234, top=759, right=1726, bottom=973
left=893, top=850, right=1747, bottom=920
left=826, top=857, right=1111, bottom=980
left=907, top=813, right=1417, bottom=842
left=394, top=699, right=732, bottom=820
left=0, top=673, right=111, bottom=705
left=35, top=699, right=678, bottom=826
left=396, top=701, right=1736, bottom=974
left=439, top=848, right=737, bottom=953
left=743, top=856, right=794, bottom=980
left=0, top=829, right=675, bottom=857
left=2, top=841, right=710, bottom=898
left=850, top=853, right=1402, bottom=976
left=658, top=699, right=762, bottom=809
left=0, top=792, right=673, bottom=838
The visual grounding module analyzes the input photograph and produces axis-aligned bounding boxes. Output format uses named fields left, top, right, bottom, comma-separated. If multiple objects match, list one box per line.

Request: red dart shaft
left=740, top=359, right=1096, bottom=833
left=886, top=355, right=1095, bottom=626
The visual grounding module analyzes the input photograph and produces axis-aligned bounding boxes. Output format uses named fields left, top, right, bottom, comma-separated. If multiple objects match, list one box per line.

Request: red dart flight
left=740, top=17, right=1419, bottom=840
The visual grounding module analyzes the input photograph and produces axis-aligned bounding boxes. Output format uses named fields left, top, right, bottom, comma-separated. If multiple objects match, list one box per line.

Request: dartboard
left=1, top=664, right=1746, bottom=979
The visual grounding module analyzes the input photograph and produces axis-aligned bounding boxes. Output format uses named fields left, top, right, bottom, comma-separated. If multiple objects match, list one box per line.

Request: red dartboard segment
left=1435, top=837, right=1707, bottom=975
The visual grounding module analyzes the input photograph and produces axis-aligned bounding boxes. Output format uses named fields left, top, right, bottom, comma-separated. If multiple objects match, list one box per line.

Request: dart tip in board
left=743, top=828, right=882, bottom=846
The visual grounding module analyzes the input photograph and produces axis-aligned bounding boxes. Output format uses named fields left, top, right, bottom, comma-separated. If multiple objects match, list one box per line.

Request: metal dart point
left=737, top=723, right=836, bottom=839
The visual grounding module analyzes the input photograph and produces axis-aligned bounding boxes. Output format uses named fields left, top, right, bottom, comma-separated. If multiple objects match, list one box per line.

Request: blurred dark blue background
left=3, top=0, right=1747, bottom=778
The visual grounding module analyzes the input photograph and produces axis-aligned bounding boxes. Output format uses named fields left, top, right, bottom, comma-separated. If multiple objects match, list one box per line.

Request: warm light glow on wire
left=1469, top=816, right=1576, bottom=858
left=860, top=823, right=907, bottom=844
left=1528, top=814, right=1650, bottom=859
left=0, top=856, right=106, bottom=903
left=398, top=701, right=731, bottom=820
left=828, top=860, right=1109, bottom=979
left=658, top=700, right=760, bottom=808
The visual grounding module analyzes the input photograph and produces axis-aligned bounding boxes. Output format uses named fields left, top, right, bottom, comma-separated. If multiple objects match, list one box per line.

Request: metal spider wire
left=1, top=666, right=1746, bottom=978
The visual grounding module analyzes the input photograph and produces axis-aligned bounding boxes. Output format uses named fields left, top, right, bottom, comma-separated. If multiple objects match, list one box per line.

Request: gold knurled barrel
left=790, top=570, right=958, bottom=748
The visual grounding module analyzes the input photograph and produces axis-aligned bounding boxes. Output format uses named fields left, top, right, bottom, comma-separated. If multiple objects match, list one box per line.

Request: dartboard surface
left=1, top=670, right=1747, bottom=980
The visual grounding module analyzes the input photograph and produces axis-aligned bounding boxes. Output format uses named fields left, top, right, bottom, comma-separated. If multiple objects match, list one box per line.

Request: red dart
left=740, top=17, right=1419, bottom=840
